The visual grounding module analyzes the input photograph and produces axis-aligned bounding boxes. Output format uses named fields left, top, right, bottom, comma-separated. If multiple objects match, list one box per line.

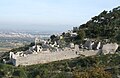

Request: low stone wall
left=79, top=50, right=99, bottom=56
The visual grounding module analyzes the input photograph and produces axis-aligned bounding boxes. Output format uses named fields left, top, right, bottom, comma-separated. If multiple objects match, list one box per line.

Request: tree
left=77, top=29, right=86, bottom=42
left=50, top=35, right=56, bottom=41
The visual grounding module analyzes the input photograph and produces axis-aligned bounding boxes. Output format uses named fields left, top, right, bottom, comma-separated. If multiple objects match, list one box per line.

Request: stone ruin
left=81, top=39, right=119, bottom=56
left=8, top=37, right=119, bottom=66
left=102, top=43, right=119, bottom=55
left=9, top=38, right=81, bottom=66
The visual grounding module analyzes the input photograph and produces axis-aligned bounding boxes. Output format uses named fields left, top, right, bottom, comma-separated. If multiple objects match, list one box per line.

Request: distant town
left=0, top=31, right=53, bottom=52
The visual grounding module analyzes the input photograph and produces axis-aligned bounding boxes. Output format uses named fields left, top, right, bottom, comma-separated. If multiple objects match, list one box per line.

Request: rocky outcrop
left=102, top=43, right=119, bottom=55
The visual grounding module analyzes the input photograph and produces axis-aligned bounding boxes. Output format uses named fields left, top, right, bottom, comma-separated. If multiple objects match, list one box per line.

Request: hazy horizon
left=0, top=0, right=119, bottom=32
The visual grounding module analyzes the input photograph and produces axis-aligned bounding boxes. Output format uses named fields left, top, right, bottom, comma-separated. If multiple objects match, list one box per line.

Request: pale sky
left=0, top=0, right=119, bottom=32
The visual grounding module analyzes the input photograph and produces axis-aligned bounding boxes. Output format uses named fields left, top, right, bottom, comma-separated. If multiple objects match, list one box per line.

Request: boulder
left=102, top=43, right=119, bottom=55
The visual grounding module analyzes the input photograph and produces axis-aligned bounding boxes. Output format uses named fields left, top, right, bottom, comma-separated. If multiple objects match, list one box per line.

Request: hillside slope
left=78, top=6, right=120, bottom=42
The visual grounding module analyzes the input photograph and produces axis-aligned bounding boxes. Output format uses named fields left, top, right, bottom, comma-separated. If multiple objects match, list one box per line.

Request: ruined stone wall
left=79, top=50, right=99, bottom=56
left=15, top=50, right=79, bottom=66
left=102, top=43, right=118, bottom=55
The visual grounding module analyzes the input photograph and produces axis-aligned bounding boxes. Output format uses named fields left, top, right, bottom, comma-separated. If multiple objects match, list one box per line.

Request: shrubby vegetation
left=79, top=6, right=120, bottom=42
left=9, top=42, right=35, bottom=52
left=0, top=54, right=120, bottom=78
left=60, top=6, right=120, bottom=44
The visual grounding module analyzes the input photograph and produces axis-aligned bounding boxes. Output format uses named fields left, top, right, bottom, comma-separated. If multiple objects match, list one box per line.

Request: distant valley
left=0, top=31, right=52, bottom=52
